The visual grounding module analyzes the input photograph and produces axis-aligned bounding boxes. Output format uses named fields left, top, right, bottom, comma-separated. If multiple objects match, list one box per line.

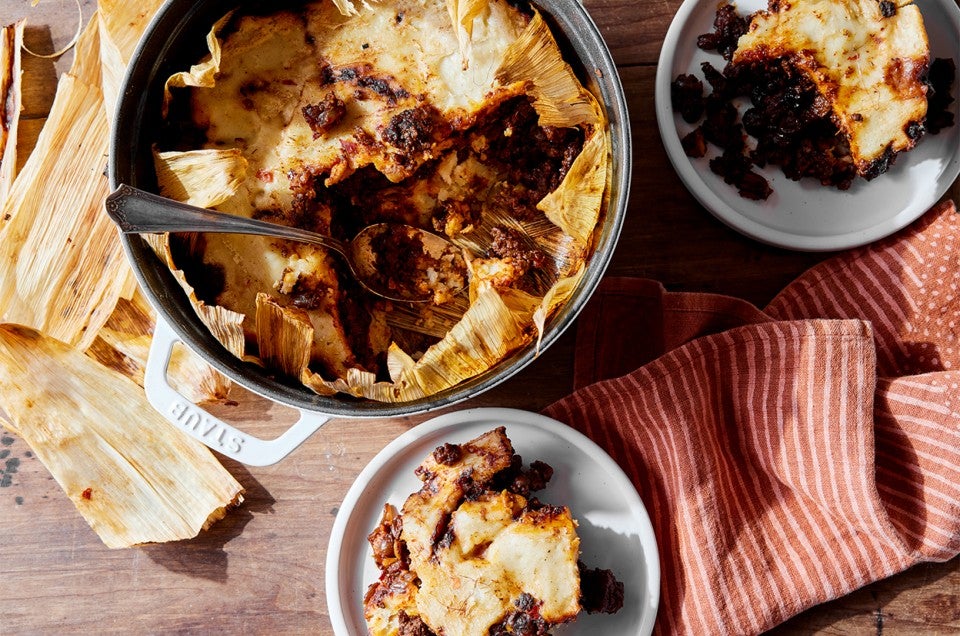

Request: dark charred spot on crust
left=359, top=75, right=409, bottom=101
left=863, top=145, right=896, bottom=180
left=335, top=66, right=357, bottom=82
left=879, top=1, right=896, bottom=18
left=436, top=524, right=456, bottom=551
left=321, top=64, right=410, bottom=103
left=433, top=442, right=462, bottom=466
left=430, top=510, right=452, bottom=551
left=489, top=594, right=549, bottom=636
left=578, top=561, right=625, bottom=614
left=905, top=120, right=925, bottom=140
left=303, top=93, right=347, bottom=138
left=382, top=106, right=447, bottom=153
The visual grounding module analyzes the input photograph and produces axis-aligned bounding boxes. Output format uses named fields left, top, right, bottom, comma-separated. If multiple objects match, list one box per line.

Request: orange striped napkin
left=544, top=200, right=960, bottom=635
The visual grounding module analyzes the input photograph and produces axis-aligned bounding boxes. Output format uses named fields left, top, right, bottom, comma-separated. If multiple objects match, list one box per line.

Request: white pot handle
left=144, top=318, right=331, bottom=466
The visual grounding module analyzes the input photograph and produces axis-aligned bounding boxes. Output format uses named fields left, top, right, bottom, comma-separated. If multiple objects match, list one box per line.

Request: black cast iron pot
left=108, top=0, right=631, bottom=465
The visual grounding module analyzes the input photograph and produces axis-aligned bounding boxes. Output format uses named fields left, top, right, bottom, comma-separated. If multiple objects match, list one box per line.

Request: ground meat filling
left=694, top=2, right=747, bottom=59
left=432, top=442, right=462, bottom=466
left=927, top=57, right=957, bottom=134
left=397, top=612, right=435, bottom=636
left=490, top=453, right=554, bottom=498
left=489, top=226, right=548, bottom=277
left=579, top=562, right=626, bottom=615
left=672, top=54, right=857, bottom=198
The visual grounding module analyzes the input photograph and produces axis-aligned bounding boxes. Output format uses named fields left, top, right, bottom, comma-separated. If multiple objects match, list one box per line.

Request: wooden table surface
left=1, top=0, right=957, bottom=633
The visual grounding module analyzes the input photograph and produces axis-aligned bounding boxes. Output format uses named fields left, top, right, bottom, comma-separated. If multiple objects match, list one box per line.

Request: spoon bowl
left=105, top=184, right=468, bottom=303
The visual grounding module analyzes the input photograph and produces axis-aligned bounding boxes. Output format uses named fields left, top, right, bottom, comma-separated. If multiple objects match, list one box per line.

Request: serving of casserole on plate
left=325, top=409, right=660, bottom=636
left=656, top=0, right=960, bottom=251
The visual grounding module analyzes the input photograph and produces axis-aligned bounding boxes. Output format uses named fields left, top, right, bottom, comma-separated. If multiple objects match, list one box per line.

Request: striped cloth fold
left=544, top=200, right=960, bottom=635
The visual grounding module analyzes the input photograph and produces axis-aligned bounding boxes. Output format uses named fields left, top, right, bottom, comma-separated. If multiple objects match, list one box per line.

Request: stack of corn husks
left=0, top=2, right=243, bottom=549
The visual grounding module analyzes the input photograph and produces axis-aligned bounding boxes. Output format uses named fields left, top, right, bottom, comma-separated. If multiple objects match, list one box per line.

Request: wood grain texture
left=0, top=0, right=957, bottom=634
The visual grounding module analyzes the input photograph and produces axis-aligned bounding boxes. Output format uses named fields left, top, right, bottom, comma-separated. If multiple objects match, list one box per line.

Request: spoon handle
left=105, top=184, right=349, bottom=255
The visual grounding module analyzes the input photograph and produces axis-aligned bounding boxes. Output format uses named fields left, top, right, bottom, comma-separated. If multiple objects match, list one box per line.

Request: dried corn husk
left=162, top=11, right=233, bottom=118
left=537, top=127, right=608, bottom=245
left=256, top=292, right=314, bottom=380
left=383, top=286, right=536, bottom=398
left=0, top=324, right=244, bottom=549
left=331, top=0, right=361, bottom=17
left=98, top=0, right=168, bottom=122
left=532, top=265, right=585, bottom=351
left=446, top=0, right=488, bottom=67
left=155, top=148, right=249, bottom=207
left=151, top=149, right=249, bottom=358
left=87, top=2, right=236, bottom=404
left=0, top=20, right=25, bottom=205
left=0, top=16, right=137, bottom=350
left=172, top=265, right=248, bottom=359
left=69, top=6, right=103, bottom=87
left=87, top=289, right=233, bottom=403
left=496, top=10, right=601, bottom=128
left=0, top=1, right=170, bottom=354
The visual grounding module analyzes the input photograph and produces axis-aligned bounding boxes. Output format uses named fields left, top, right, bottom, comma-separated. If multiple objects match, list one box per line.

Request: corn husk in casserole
left=155, top=0, right=609, bottom=402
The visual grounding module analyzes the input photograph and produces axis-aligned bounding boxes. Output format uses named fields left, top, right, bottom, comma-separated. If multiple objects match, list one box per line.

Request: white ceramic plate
left=655, top=0, right=960, bottom=251
left=325, top=407, right=660, bottom=635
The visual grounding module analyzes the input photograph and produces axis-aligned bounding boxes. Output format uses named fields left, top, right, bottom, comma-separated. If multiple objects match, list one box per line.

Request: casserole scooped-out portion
left=152, top=0, right=610, bottom=403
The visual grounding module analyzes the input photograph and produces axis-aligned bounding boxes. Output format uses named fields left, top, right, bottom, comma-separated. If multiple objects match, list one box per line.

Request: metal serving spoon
left=105, top=184, right=468, bottom=303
